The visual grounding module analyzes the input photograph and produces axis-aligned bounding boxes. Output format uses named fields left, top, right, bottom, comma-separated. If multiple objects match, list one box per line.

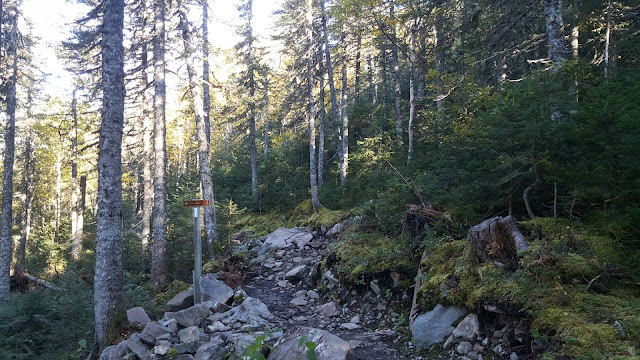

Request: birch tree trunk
left=151, top=0, right=168, bottom=289
left=307, top=0, right=321, bottom=212
left=71, top=88, right=82, bottom=260
left=0, top=0, right=18, bottom=298
left=16, top=137, right=34, bottom=274
left=390, top=2, right=402, bottom=144
left=340, top=41, right=349, bottom=187
left=544, top=0, right=566, bottom=68
left=408, top=20, right=416, bottom=163
left=202, top=0, right=211, bottom=144
left=93, top=0, right=125, bottom=352
left=179, top=9, right=218, bottom=259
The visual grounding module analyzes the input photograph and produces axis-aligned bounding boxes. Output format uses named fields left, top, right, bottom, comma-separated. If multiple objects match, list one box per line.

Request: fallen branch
left=585, top=274, right=602, bottom=292
left=386, top=160, right=426, bottom=207
left=23, top=273, right=64, bottom=291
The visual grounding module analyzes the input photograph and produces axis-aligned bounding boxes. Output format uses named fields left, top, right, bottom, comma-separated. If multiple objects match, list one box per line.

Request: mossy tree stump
left=468, top=216, right=529, bottom=269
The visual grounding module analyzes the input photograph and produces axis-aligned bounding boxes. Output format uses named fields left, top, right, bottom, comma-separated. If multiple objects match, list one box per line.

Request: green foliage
left=0, top=273, right=93, bottom=360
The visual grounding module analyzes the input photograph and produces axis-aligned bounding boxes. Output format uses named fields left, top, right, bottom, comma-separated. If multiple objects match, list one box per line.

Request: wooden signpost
left=183, top=199, right=209, bottom=304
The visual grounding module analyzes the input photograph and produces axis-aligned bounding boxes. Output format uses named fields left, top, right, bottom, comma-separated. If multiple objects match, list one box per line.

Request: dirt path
left=240, top=236, right=409, bottom=360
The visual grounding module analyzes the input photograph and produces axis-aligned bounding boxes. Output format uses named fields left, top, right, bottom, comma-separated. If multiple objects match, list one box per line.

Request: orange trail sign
left=183, top=199, right=210, bottom=207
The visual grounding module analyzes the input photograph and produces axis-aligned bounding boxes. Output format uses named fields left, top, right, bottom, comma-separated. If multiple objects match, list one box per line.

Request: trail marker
left=183, top=199, right=209, bottom=304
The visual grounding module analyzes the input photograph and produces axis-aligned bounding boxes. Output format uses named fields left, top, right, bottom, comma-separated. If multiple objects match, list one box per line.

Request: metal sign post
left=183, top=199, right=209, bottom=304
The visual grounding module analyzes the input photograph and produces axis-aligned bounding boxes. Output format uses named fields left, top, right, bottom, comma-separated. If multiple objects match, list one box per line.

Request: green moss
left=333, top=229, right=415, bottom=284
left=153, top=280, right=190, bottom=307
left=298, top=206, right=348, bottom=229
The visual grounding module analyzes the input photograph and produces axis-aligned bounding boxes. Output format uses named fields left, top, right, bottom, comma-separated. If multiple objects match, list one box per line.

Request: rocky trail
left=100, top=222, right=527, bottom=360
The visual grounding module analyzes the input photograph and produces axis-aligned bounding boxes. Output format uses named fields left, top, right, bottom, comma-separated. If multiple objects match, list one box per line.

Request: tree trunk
left=390, top=2, right=402, bottom=144
left=202, top=0, right=211, bottom=145
left=1, top=0, right=19, bottom=298
left=151, top=0, right=168, bottom=289
left=318, top=65, right=325, bottom=187
left=368, top=54, right=377, bottom=104
left=93, top=0, right=125, bottom=353
left=354, top=31, right=361, bottom=102
left=307, top=0, right=320, bottom=212
left=468, top=216, right=529, bottom=270
left=54, top=155, right=62, bottom=241
left=604, top=0, right=611, bottom=78
left=381, top=49, right=388, bottom=105
left=16, top=137, right=34, bottom=274
left=321, top=0, right=343, bottom=177
left=179, top=9, right=218, bottom=260
left=78, top=175, right=86, bottom=253
left=544, top=0, right=566, bottom=68
left=141, top=38, right=153, bottom=251
left=434, top=14, right=445, bottom=125
left=245, top=0, right=258, bottom=205
left=340, top=40, right=349, bottom=187
left=408, top=21, right=416, bottom=163
left=71, top=88, right=82, bottom=260
left=263, top=76, right=270, bottom=156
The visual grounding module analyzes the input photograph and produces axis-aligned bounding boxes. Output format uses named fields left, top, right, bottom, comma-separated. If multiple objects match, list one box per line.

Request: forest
left=0, top=0, right=639, bottom=359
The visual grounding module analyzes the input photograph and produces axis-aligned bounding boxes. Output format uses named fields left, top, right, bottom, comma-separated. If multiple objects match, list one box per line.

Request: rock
left=340, top=323, right=361, bottom=330
left=195, top=337, right=226, bottom=360
left=217, top=296, right=274, bottom=327
left=173, top=355, right=196, bottom=360
left=175, top=341, right=201, bottom=354
left=443, top=334, right=455, bottom=349
left=169, top=304, right=210, bottom=327
left=159, top=318, right=178, bottom=333
left=167, top=288, right=195, bottom=311
left=202, top=300, right=232, bottom=314
left=294, top=289, right=308, bottom=298
left=228, top=333, right=259, bottom=358
left=264, top=227, right=313, bottom=250
left=318, top=302, right=342, bottom=317
left=457, top=341, right=473, bottom=355
left=510, top=353, right=519, bottom=360
left=350, top=315, right=360, bottom=324
left=178, top=326, right=204, bottom=343
left=277, top=280, right=289, bottom=288
left=200, top=274, right=234, bottom=304
left=307, top=290, right=319, bottom=299
left=207, top=321, right=231, bottom=332
left=326, top=223, right=342, bottom=238
left=141, top=322, right=173, bottom=345
left=127, top=307, right=151, bottom=327
left=126, top=338, right=150, bottom=359
left=453, top=313, right=480, bottom=340
left=154, top=340, right=172, bottom=355
left=99, top=342, right=129, bottom=360
left=467, top=351, right=480, bottom=360
left=411, top=304, right=467, bottom=349
left=290, top=297, right=308, bottom=306
left=268, top=327, right=355, bottom=360
left=370, top=280, right=381, bottom=296
left=284, top=266, right=307, bottom=283
left=321, top=270, right=339, bottom=286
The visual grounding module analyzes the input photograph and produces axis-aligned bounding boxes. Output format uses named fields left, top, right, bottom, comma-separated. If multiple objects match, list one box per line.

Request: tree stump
left=468, top=216, right=529, bottom=269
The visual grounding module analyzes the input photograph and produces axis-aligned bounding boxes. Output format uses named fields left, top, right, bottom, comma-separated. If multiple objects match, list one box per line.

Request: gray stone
left=141, top=322, right=173, bottom=345
left=99, top=342, right=129, bottom=360
left=126, top=338, right=150, bottom=359
left=228, top=333, right=259, bottom=358
left=172, top=355, right=195, bottom=360
left=194, top=338, right=226, bottom=360
left=307, top=290, right=319, bottom=299
left=216, top=296, right=274, bottom=327
left=510, top=353, right=519, bottom=360
left=200, top=274, right=234, bottom=305
left=467, top=351, right=480, bottom=360
left=127, top=307, right=151, bottom=327
left=207, top=321, right=231, bottom=332
left=153, top=340, right=171, bottom=355
left=340, top=323, right=361, bottom=330
left=175, top=341, right=201, bottom=354
left=457, top=341, right=473, bottom=355
left=169, top=304, right=210, bottom=327
left=322, top=270, right=339, bottom=286
left=350, top=315, right=360, bottom=324
left=158, top=318, right=178, bottom=333
left=326, top=223, right=342, bottom=238
left=166, top=289, right=195, bottom=311
left=268, top=327, right=355, bottom=360
left=318, top=302, right=342, bottom=317
left=202, top=300, right=232, bottom=314
left=178, top=326, right=204, bottom=343
left=411, top=304, right=467, bottom=349
left=453, top=313, right=480, bottom=340
left=370, top=280, right=381, bottom=296
left=290, top=297, right=308, bottom=306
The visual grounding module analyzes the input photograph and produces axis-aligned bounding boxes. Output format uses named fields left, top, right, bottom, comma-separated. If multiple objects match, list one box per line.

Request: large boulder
left=453, top=313, right=480, bottom=341
left=167, top=288, right=195, bottom=311
left=217, top=296, right=274, bottom=328
left=126, top=307, right=151, bottom=327
left=267, top=327, right=355, bottom=360
left=264, top=228, right=313, bottom=250
left=141, top=322, right=173, bottom=345
left=168, top=304, right=210, bottom=327
left=200, top=274, right=234, bottom=304
left=195, top=337, right=227, bottom=360
left=411, top=304, right=467, bottom=349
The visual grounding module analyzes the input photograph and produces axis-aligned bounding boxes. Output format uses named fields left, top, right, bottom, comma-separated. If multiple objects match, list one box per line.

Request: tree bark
left=354, top=30, right=362, bottom=102
left=390, top=2, right=402, bottom=144
left=321, top=0, right=343, bottom=177
left=54, top=155, right=62, bottom=241
left=340, top=40, right=349, bottom=187
left=93, top=0, right=125, bottom=352
left=178, top=8, right=218, bottom=260
left=468, top=216, right=529, bottom=269
left=0, top=0, right=18, bottom=299
left=368, top=54, right=377, bottom=104
left=244, top=0, right=259, bottom=205
left=307, top=0, right=321, bottom=212
left=202, top=0, right=211, bottom=145
left=408, top=20, right=416, bottom=163
left=263, top=76, right=270, bottom=156
left=544, top=0, right=566, bottom=68
left=318, top=64, right=326, bottom=187
left=71, top=88, right=82, bottom=260
left=151, top=0, right=168, bottom=289
left=141, top=35, right=153, bottom=252
left=16, top=137, right=34, bottom=274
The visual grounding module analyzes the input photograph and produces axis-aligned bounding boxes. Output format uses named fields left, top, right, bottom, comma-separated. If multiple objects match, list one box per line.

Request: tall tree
left=544, top=0, right=566, bottom=68
left=16, top=136, right=34, bottom=274
left=0, top=0, right=18, bottom=299
left=202, top=0, right=211, bottom=144
left=307, top=0, right=320, bottom=212
left=71, top=88, right=82, bottom=260
left=93, top=0, right=125, bottom=352
left=178, top=5, right=218, bottom=260
left=151, top=0, right=168, bottom=289
left=339, top=39, right=349, bottom=186
left=389, top=1, right=402, bottom=144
